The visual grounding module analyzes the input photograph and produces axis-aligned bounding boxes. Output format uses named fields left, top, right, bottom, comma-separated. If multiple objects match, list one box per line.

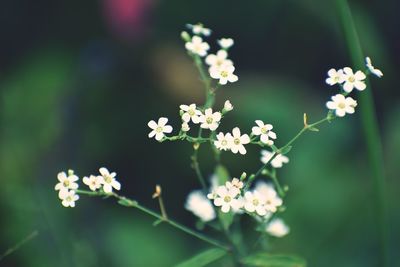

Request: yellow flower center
left=261, top=127, right=268, bottom=134
left=188, top=109, right=195, bottom=116
left=348, top=76, right=355, bottom=82
left=63, top=180, right=70, bottom=187
left=206, top=117, right=213, bottom=124
left=220, top=71, right=228, bottom=78
left=234, top=138, right=240, bottom=145
left=221, top=140, right=227, bottom=146
left=252, top=199, right=259, bottom=206
left=156, top=126, right=163, bottom=133
left=105, top=176, right=112, bottom=183
left=224, top=196, right=231, bottom=202
left=338, top=102, right=346, bottom=109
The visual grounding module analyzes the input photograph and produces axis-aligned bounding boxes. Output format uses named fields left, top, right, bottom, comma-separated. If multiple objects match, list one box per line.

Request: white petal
left=112, top=180, right=121, bottom=190
left=158, top=117, right=168, bottom=126
left=148, top=130, right=156, bottom=138
left=163, top=125, right=173, bottom=133
left=155, top=132, right=164, bottom=141
left=232, top=127, right=240, bottom=137
left=147, top=120, right=157, bottom=129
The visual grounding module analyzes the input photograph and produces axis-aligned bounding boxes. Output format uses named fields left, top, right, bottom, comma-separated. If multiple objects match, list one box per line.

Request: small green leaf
left=214, top=164, right=230, bottom=184
left=218, top=210, right=234, bottom=231
left=175, top=248, right=227, bottom=267
left=307, top=126, right=319, bottom=132
left=241, top=253, right=306, bottom=267
left=279, top=146, right=292, bottom=155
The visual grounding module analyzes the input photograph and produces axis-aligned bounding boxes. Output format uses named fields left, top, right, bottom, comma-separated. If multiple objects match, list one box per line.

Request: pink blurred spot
left=103, top=0, right=155, bottom=41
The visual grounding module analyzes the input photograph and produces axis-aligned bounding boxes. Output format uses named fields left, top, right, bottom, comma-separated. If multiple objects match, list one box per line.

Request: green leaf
left=218, top=210, right=234, bottom=231
left=241, top=253, right=306, bottom=267
left=279, top=146, right=292, bottom=155
left=214, top=164, right=230, bottom=185
left=307, top=126, right=319, bottom=132
left=175, top=248, right=227, bottom=267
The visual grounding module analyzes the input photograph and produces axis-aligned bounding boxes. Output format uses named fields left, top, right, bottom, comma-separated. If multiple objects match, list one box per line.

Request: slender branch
left=0, top=230, right=39, bottom=261
left=336, top=1, right=388, bottom=265
left=76, top=190, right=230, bottom=251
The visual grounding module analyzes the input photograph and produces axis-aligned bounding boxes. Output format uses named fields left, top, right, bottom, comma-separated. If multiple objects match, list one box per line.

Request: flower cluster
left=325, top=57, right=382, bottom=117
left=184, top=24, right=238, bottom=85
left=148, top=101, right=277, bottom=156
left=55, top=167, right=121, bottom=207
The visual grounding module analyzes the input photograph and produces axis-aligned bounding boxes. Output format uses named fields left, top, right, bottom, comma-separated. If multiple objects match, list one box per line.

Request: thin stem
left=336, top=1, right=388, bottom=265
left=191, top=149, right=207, bottom=190
left=0, top=230, right=39, bottom=261
left=76, top=190, right=230, bottom=251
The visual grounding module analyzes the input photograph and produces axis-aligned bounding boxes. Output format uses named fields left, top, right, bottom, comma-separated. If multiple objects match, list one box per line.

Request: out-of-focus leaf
left=218, top=210, right=234, bottom=231
left=214, top=164, right=230, bottom=185
left=280, top=146, right=292, bottom=155
left=175, top=248, right=227, bottom=267
left=241, top=253, right=307, bottom=267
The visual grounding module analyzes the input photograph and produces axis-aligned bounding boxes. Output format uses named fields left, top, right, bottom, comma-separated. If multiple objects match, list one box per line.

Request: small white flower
left=326, top=94, right=357, bottom=117
left=181, top=122, right=190, bottom=132
left=209, top=64, right=238, bottom=85
left=252, top=120, right=277, bottom=146
left=218, top=38, right=234, bottom=49
left=213, top=185, right=242, bottom=213
left=229, top=127, right=250, bottom=155
left=260, top=184, right=283, bottom=213
left=180, top=104, right=202, bottom=124
left=266, top=218, right=290, bottom=237
left=60, top=190, right=79, bottom=208
left=148, top=117, right=173, bottom=141
left=325, top=68, right=345, bottom=86
left=226, top=178, right=244, bottom=190
left=205, top=50, right=233, bottom=67
left=244, top=190, right=268, bottom=216
left=185, top=190, right=216, bottom=222
left=254, top=181, right=275, bottom=196
left=83, top=175, right=103, bottom=191
left=365, top=57, right=383, bottom=78
left=185, top=36, right=210, bottom=57
left=200, top=108, right=221, bottom=131
left=99, top=167, right=121, bottom=193
left=223, top=100, right=233, bottom=112
left=261, top=150, right=289, bottom=168
left=55, top=170, right=79, bottom=198
left=188, top=23, right=211, bottom=36
left=342, top=67, right=366, bottom=92
left=214, top=132, right=232, bottom=151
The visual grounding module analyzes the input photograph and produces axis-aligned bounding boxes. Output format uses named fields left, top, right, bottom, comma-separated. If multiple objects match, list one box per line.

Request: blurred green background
left=1, top=0, right=399, bottom=266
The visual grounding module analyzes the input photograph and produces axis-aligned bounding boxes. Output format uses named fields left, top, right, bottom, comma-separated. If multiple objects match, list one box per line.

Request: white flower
left=209, top=64, right=238, bottom=85
left=200, top=108, right=221, bottom=131
left=266, top=218, right=290, bottom=237
left=244, top=190, right=268, bottom=216
left=229, top=127, right=250, bottom=155
left=252, top=120, right=277, bottom=146
left=185, top=190, right=216, bottom=222
left=205, top=50, right=233, bottom=67
left=365, top=57, right=383, bottom=78
left=213, top=185, right=242, bottom=213
left=60, top=190, right=79, bottom=208
left=83, top=175, right=103, bottom=191
left=256, top=183, right=283, bottom=213
left=99, top=167, right=121, bottom=193
left=218, top=38, right=234, bottom=49
left=325, top=68, right=345, bottom=86
left=55, top=170, right=79, bottom=198
left=226, top=178, right=244, bottom=190
left=342, top=67, right=366, bottom=92
left=180, top=104, right=202, bottom=124
left=148, top=117, right=173, bottom=141
left=261, top=150, right=289, bottom=168
left=326, top=94, right=357, bottom=117
left=214, top=132, right=232, bottom=151
left=254, top=181, right=275, bottom=196
left=185, top=36, right=210, bottom=57
left=223, top=100, right=233, bottom=112
left=181, top=122, right=190, bottom=132
left=188, top=23, right=211, bottom=36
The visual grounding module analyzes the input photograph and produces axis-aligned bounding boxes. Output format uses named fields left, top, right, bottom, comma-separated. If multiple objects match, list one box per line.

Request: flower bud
left=181, top=31, right=191, bottom=42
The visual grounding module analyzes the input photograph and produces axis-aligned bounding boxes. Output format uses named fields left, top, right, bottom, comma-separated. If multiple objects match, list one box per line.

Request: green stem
left=0, top=231, right=38, bottom=261
left=336, top=1, right=388, bottom=265
left=76, top=190, right=230, bottom=251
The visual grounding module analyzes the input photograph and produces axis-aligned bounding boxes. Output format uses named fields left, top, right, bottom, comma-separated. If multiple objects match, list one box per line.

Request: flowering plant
left=54, top=23, right=382, bottom=266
